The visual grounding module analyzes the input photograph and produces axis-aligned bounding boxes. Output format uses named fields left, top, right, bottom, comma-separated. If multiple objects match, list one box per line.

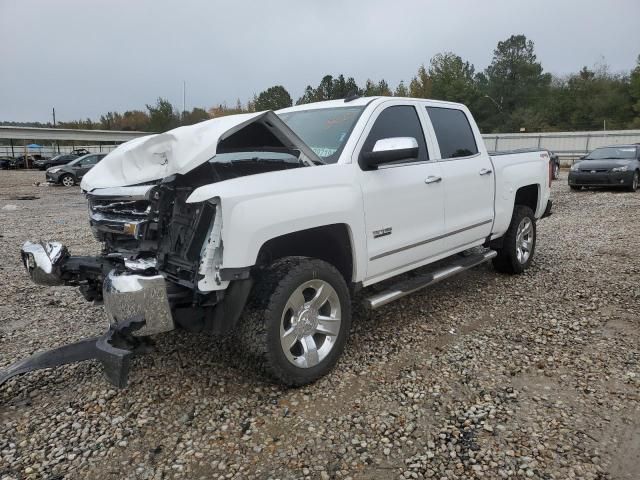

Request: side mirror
left=360, top=137, right=419, bottom=170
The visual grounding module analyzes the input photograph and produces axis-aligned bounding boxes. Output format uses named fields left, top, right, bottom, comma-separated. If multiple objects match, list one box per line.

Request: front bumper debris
left=0, top=316, right=148, bottom=389
left=21, top=241, right=68, bottom=285
left=103, top=270, right=175, bottom=337
left=9, top=241, right=177, bottom=389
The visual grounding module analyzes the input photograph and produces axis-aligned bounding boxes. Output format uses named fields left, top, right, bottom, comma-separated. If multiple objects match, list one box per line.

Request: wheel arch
left=514, top=184, right=539, bottom=213
left=255, top=224, right=356, bottom=284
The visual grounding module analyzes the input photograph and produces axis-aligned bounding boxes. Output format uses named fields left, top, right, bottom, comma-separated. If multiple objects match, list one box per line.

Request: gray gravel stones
left=0, top=170, right=638, bottom=479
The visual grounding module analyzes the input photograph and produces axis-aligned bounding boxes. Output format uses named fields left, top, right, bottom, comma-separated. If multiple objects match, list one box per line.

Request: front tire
left=552, top=163, right=560, bottom=180
left=570, top=185, right=581, bottom=191
left=492, top=205, right=536, bottom=274
left=60, top=174, right=75, bottom=187
left=238, top=257, right=351, bottom=386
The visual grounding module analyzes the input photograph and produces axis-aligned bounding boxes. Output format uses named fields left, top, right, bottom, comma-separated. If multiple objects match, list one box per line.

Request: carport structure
left=0, top=126, right=149, bottom=165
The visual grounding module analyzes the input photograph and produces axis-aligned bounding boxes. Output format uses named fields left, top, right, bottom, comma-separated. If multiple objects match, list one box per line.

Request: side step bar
left=364, top=250, right=497, bottom=310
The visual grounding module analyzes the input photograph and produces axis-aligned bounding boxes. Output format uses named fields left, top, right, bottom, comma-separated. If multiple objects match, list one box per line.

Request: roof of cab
left=277, top=96, right=467, bottom=114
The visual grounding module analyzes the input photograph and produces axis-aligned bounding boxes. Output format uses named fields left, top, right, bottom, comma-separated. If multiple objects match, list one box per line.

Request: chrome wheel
left=61, top=175, right=75, bottom=187
left=515, top=217, right=533, bottom=264
left=553, top=164, right=559, bottom=179
left=280, top=279, right=341, bottom=368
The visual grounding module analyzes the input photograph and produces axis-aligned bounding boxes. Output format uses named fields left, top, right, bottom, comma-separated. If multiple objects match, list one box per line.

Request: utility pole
left=182, top=80, right=186, bottom=123
left=52, top=107, right=60, bottom=153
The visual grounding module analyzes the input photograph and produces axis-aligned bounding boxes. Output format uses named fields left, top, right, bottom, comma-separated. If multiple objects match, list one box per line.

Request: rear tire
left=552, top=163, right=559, bottom=180
left=60, top=174, right=75, bottom=187
left=492, top=205, right=536, bottom=274
left=237, top=256, right=351, bottom=386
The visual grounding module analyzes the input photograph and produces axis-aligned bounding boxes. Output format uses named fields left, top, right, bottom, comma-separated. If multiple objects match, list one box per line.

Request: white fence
left=2, top=129, right=640, bottom=164
left=483, top=129, right=640, bottom=164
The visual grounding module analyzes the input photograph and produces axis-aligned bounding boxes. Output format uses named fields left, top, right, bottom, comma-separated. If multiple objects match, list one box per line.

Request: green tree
left=120, top=110, right=150, bottom=131
left=429, top=52, right=477, bottom=104
left=409, top=65, right=432, bottom=98
left=254, top=85, right=293, bottom=111
left=181, top=107, right=210, bottom=126
left=394, top=80, right=409, bottom=97
left=630, top=55, right=640, bottom=127
left=100, top=112, right=122, bottom=130
left=563, top=65, right=633, bottom=130
left=484, top=34, right=551, bottom=114
left=146, top=97, right=179, bottom=132
left=295, top=74, right=361, bottom=104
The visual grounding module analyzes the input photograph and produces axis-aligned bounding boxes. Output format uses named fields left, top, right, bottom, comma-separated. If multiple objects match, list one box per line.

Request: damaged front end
left=5, top=181, right=217, bottom=389
left=2, top=111, right=313, bottom=390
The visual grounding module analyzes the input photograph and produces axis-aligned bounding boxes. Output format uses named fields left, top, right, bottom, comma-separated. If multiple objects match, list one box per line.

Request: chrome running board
left=364, top=250, right=497, bottom=310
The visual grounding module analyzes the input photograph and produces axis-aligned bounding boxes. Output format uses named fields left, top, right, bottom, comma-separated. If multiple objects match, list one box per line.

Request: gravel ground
left=0, top=170, right=638, bottom=480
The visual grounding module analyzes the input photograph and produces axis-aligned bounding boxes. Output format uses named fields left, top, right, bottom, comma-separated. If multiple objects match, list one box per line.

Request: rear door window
left=426, top=107, right=478, bottom=159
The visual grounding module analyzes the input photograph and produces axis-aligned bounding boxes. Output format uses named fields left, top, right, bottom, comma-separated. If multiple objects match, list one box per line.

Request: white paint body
left=84, top=97, right=551, bottom=291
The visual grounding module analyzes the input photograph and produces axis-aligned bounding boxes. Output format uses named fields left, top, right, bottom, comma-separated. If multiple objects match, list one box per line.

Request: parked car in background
left=10, top=154, right=48, bottom=169
left=568, top=145, right=640, bottom=192
left=46, top=153, right=107, bottom=186
left=0, top=156, right=14, bottom=169
left=34, top=153, right=78, bottom=170
left=549, top=151, right=560, bottom=179
left=70, top=148, right=91, bottom=156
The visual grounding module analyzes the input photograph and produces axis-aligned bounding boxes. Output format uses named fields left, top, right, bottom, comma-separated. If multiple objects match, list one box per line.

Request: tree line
left=4, top=35, right=640, bottom=134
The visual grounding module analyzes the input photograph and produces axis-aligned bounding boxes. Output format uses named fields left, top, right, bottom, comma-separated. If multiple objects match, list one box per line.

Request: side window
left=426, top=107, right=478, bottom=159
left=81, top=155, right=99, bottom=166
left=362, top=105, right=428, bottom=163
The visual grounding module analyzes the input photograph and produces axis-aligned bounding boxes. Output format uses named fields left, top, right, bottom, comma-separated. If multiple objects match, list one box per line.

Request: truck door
left=424, top=106, right=494, bottom=247
left=357, top=102, right=446, bottom=284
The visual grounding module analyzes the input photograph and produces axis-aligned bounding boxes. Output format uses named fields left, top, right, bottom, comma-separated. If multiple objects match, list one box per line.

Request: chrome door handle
left=479, top=168, right=493, bottom=176
left=425, top=176, right=442, bottom=184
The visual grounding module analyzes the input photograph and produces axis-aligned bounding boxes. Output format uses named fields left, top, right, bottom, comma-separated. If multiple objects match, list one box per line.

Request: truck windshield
left=585, top=147, right=637, bottom=160
left=278, top=106, right=364, bottom=163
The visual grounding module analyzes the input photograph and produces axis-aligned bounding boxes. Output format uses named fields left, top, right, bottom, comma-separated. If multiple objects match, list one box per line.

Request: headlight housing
left=48, top=167, right=61, bottom=173
left=611, top=165, right=628, bottom=172
left=570, top=163, right=581, bottom=171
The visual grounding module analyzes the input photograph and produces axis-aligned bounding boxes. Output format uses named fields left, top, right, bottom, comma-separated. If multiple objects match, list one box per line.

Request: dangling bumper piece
left=0, top=316, right=149, bottom=389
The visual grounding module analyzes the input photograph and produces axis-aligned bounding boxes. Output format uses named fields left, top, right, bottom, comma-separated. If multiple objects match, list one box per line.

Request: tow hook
left=0, top=316, right=151, bottom=389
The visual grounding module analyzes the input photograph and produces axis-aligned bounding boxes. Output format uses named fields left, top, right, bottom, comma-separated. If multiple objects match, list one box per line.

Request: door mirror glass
left=360, top=137, right=419, bottom=170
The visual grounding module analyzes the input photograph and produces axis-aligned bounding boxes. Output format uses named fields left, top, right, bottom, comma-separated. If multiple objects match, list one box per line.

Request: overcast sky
left=1, top=0, right=639, bottom=122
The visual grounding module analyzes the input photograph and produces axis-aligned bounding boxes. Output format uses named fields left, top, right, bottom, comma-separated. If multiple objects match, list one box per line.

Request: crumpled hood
left=81, top=111, right=320, bottom=191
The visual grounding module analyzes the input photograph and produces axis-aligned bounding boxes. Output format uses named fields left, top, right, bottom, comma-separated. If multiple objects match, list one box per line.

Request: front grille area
left=87, top=188, right=156, bottom=250
left=90, top=198, right=151, bottom=218
left=580, top=168, right=609, bottom=173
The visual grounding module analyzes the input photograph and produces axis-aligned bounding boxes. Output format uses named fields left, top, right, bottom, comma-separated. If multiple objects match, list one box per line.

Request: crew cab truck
left=2, top=96, right=552, bottom=389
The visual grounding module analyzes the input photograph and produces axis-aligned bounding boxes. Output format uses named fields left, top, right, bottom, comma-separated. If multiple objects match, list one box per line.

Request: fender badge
left=373, top=227, right=392, bottom=238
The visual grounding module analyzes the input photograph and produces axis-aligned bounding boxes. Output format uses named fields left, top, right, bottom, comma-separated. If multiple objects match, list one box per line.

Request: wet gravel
left=0, top=170, right=638, bottom=480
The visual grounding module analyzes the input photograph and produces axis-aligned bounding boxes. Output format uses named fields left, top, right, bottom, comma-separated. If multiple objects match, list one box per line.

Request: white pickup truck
left=5, top=96, right=552, bottom=389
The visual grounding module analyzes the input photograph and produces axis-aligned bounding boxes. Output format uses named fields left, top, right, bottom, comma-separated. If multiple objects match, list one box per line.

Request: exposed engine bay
left=87, top=149, right=304, bottom=290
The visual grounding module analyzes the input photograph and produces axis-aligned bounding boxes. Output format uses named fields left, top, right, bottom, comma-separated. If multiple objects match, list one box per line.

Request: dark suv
left=34, top=154, right=78, bottom=170
left=46, top=153, right=107, bottom=186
